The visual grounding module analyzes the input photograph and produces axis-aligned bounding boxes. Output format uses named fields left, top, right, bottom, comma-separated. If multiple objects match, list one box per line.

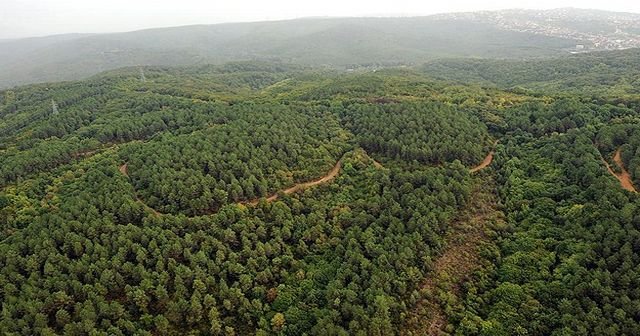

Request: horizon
left=2, top=2, right=640, bottom=40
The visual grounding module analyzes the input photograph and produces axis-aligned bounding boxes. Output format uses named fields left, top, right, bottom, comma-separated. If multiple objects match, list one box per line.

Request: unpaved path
left=470, top=141, right=498, bottom=173
left=470, top=151, right=494, bottom=173
left=119, top=163, right=128, bottom=176
left=118, top=142, right=493, bottom=218
left=283, top=160, right=342, bottom=193
left=403, top=179, right=504, bottom=335
left=118, top=159, right=343, bottom=213
left=73, top=149, right=99, bottom=158
left=244, top=160, right=342, bottom=206
left=605, top=148, right=638, bottom=193
left=243, top=149, right=385, bottom=206
left=605, top=148, right=637, bottom=193
left=118, top=163, right=162, bottom=216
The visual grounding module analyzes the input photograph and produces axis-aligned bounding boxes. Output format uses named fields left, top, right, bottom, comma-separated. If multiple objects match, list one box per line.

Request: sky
left=2, top=0, right=640, bottom=39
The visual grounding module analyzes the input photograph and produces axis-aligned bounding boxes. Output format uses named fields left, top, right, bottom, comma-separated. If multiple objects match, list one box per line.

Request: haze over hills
left=3, top=8, right=635, bottom=89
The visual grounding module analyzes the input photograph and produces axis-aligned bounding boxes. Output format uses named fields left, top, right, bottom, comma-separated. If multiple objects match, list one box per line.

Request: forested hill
left=421, top=48, right=640, bottom=96
left=0, top=14, right=580, bottom=89
left=2, top=59, right=640, bottom=335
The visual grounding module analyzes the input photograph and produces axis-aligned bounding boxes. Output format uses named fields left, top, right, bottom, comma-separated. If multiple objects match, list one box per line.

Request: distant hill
left=421, top=48, right=640, bottom=96
left=0, top=15, right=580, bottom=88
left=4, top=8, right=639, bottom=89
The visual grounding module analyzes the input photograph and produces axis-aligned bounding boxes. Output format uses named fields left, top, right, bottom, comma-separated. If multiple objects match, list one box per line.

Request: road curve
left=470, top=140, right=498, bottom=173
left=606, top=148, right=637, bottom=193
left=243, top=160, right=342, bottom=205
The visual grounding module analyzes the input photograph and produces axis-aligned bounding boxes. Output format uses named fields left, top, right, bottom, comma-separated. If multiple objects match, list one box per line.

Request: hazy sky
left=2, top=0, right=640, bottom=39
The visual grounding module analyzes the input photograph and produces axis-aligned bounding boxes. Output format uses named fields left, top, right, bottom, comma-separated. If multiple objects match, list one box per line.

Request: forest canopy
left=1, top=52, right=640, bottom=335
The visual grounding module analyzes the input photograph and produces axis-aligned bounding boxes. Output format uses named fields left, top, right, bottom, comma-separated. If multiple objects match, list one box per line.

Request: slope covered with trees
left=1, top=53, right=640, bottom=335
left=597, top=122, right=640, bottom=188
left=120, top=103, right=348, bottom=215
left=445, top=96, right=640, bottom=335
left=0, top=64, right=495, bottom=335
left=422, top=48, right=640, bottom=97
left=0, top=12, right=582, bottom=89
left=338, top=102, right=491, bottom=166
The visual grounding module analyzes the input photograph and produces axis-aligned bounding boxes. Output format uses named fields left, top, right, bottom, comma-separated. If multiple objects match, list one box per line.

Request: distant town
left=438, top=8, right=640, bottom=52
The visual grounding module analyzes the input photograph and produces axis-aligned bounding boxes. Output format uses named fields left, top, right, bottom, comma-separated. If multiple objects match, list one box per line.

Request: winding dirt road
left=244, top=160, right=342, bottom=206
left=118, top=163, right=162, bottom=216
left=118, top=159, right=344, bottom=214
left=603, top=148, right=637, bottom=193
left=372, top=159, right=384, bottom=169
left=119, top=163, right=128, bottom=175
left=470, top=151, right=494, bottom=173
left=470, top=141, right=498, bottom=173
left=117, top=143, right=497, bottom=217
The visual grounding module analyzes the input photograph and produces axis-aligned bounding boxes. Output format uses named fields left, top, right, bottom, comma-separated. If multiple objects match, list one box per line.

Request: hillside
left=2, top=54, right=640, bottom=334
left=422, top=48, right=640, bottom=96
left=0, top=14, right=581, bottom=89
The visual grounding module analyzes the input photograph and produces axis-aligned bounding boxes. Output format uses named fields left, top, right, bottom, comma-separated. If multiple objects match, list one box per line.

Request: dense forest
left=422, top=48, right=640, bottom=97
left=1, top=50, right=640, bottom=335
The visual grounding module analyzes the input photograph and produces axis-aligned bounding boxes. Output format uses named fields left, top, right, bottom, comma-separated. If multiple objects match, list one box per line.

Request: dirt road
left=610, top=148, right=637, bottom=193
left=119, top=158, right=343, bottom=212
left=470, top=141, right=498, bottom=173
left=118, top=162, right=162, bottom=216
left=470, top=151, right=494, bottom=173
left=119, top=163, right=128, bottom=176
left=244, top=160, right=342, bottom=205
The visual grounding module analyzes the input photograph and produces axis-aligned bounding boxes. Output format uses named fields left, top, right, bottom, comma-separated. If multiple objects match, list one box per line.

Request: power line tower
left=51, top=99, right=59, bottom=115
left=139, top=67, right=147, bottom=83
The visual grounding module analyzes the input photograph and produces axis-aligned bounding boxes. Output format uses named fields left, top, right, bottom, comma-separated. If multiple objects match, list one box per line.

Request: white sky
left=1, top=0, right=639, bottom=39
